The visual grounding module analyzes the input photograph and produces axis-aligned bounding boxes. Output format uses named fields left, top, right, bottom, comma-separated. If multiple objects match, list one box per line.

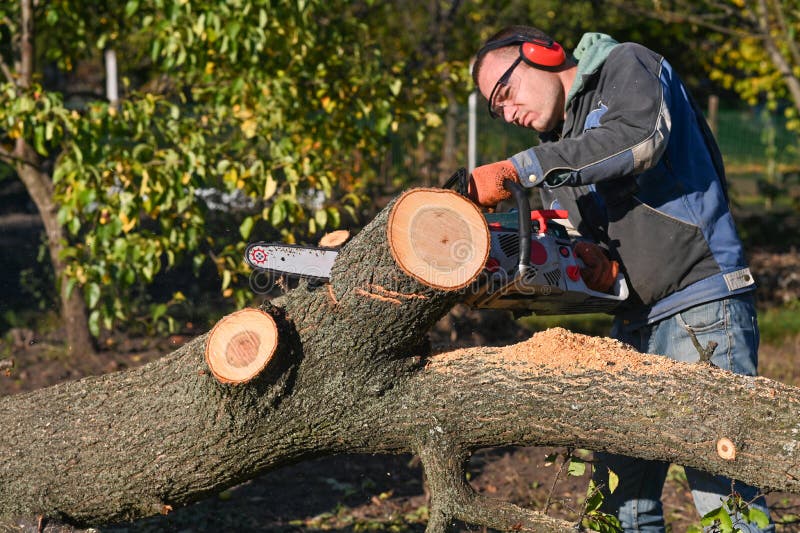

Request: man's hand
left=574, top=242, right=620, bottom=293
left=468, top=160, right=519, bottom=207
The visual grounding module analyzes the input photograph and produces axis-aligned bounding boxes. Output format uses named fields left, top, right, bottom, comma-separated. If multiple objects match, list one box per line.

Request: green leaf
left=701, top=505, right=734, bottom=533
left=64, top=278, right=77, bottom=300
left=270, top=201, right=287, bottom=227
left=743, top=507, right=770, bottom=529
left=125, top=0, right=139, bottom=17
left=88, top=310, right=101, bottom=337
left=33, top=125, right=46, bottom=154
left=314, top=209, right=328, bottom=229
left=584, top=482, right=604, bottom=513
left=152, top=303, right=168, bottom=321
left=85, top=282, right=101, bottom=309
left=608, top=468, right=619, bottom=494
left=239, top=216, right=254, bottom=239
left=326, top=206, right=340, bottom=229
left=568, top=458, right=586, bottom=477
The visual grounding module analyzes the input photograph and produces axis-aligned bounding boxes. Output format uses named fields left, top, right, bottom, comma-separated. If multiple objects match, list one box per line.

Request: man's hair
left=472, top=25, right=555, bottom=88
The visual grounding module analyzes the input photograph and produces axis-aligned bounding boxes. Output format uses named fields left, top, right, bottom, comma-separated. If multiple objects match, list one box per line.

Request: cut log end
left=318, top=229, right=351, bottom=248
left=205, top=308, right=278, bottom=384
left=716, top=437, right=737, bottom=461
left=387, top=188, right=489, bottom=290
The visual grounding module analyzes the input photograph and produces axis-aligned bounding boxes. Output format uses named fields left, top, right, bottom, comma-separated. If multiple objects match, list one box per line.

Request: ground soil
left=2, top=251, right=800, bottom=532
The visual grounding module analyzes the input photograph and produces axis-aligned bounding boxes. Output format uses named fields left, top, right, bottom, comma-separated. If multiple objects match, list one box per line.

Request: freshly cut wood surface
left=387, top=189, right=489, bottom=290
left=204, top=308, right=278, bottom=384
left=318, top=229, right=351, bottom=248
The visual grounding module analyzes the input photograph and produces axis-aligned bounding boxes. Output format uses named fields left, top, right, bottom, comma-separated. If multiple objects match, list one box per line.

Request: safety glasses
left=488, top=56, right=523, bottom=119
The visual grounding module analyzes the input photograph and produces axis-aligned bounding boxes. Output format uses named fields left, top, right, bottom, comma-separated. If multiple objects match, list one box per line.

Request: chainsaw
left=245, top=169, right=629, bottom=315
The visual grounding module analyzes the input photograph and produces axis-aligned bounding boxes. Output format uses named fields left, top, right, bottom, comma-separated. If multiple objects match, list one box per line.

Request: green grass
left=758, top=303, right=800, bottom=345
left=518, top=313, right=614, bottom=337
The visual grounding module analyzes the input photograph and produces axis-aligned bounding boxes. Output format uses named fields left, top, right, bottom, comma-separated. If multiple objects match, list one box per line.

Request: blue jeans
left=592, top=294, right=774, bottom=532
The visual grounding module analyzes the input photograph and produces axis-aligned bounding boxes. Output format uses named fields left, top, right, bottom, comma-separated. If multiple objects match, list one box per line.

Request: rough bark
left=2, top=189, right=800, bottom=532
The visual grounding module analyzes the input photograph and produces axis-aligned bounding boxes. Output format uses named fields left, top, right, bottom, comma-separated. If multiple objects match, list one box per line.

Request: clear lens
left=489, top=74, right=520, bottom=120
left=487, top=56, right=522, bottom=120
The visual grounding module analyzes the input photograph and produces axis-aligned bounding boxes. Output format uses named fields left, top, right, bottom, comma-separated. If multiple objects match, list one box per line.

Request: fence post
left=708, top=94, right=719, bottom=138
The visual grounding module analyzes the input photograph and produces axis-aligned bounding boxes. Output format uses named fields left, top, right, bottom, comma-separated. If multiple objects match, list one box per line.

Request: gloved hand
left=467, top=160, right=519, bottom=207
left=574, top=242, right=620, bottom=293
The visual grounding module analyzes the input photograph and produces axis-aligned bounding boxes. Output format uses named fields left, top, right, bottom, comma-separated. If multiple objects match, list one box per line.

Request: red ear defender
left=520, top=40, right=566, bottom=69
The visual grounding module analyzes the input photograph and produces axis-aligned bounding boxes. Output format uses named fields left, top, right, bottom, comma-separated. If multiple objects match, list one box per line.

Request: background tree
left=0, top=0, right=424, bottom=357
left=609, top=0, right=800, bottom=125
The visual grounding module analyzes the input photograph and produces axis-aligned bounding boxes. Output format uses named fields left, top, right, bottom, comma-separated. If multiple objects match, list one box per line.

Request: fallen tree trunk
left=2, top=188, right=800, bottom=532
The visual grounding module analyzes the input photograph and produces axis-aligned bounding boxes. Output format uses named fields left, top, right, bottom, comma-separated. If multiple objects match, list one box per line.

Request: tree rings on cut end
left=716, top=437, right=736, bottom=461
left=205, top=308, right=278, bottom=384
left=387, top=188, right=489, bottom=290
left=318, top=229, right=351, bottom=248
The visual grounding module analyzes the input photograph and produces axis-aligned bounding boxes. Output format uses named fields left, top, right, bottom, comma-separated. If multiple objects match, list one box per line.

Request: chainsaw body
left=469, top=208, right=628, bottom=315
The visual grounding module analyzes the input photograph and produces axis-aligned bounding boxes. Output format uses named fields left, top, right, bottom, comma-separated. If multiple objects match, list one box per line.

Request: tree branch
left=756, top=0, right=800, bottom=113
left=416, top=439, right=572, bottom=532
left=0, top=58, right=14, bottom=85
left=19, top=0, right=34, bottom=89
left=613, top=0, right=760, bottom=38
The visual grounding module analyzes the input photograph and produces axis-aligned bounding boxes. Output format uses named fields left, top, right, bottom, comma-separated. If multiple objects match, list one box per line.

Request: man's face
left=476, top=50, right=564, bottom=132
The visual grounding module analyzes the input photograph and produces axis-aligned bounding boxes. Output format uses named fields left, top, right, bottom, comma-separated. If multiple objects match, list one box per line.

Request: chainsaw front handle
left=503, top=179, right=532, bottom=275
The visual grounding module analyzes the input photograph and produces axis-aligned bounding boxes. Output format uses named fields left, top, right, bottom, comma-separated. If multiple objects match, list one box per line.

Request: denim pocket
left=673, top=297, right=759, bottom=376
left=676, top=298, right=725, bottom=332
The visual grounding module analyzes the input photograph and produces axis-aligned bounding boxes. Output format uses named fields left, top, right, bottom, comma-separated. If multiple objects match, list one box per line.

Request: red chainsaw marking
left=530, top=241, right=548, bottom=265
left=567, top=265, right=581, bottom=281
left=248, top=246, right=269, bottom=267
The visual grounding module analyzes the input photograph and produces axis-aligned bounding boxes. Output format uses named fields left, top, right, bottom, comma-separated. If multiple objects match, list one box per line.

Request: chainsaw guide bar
left=245, top=242, right=337, bottom=281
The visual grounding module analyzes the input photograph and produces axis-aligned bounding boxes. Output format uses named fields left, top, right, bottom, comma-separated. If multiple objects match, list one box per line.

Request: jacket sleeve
left=510, top=44, right=672, bottom=188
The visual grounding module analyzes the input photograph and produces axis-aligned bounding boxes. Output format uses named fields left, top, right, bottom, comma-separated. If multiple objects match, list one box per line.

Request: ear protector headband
left=477, top=35, right=566, bottom=71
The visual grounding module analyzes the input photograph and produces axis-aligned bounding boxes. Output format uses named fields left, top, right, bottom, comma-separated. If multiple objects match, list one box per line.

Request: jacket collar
left=565, top=32, right=619, bottom=108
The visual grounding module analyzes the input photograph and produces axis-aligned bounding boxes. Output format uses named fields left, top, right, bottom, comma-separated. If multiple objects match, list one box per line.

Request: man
left=470, top=25, right=773, bottom=532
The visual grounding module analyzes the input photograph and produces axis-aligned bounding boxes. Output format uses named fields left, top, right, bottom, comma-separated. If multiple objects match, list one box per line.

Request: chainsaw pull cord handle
left=503, top=179, right=532, bottom=275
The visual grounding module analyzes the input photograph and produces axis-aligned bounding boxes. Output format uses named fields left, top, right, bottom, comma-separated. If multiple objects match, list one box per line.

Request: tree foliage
left=1, top=0, right=445, bottom=338
left=612, top=0, right=800, bottom=131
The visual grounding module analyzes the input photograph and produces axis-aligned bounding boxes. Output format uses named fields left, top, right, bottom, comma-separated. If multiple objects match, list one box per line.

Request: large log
left=2, top=188, right=799, bottom=532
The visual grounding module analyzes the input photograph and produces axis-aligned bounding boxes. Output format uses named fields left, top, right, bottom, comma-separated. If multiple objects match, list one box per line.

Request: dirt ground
left=2, top=251, right=800, bottom=532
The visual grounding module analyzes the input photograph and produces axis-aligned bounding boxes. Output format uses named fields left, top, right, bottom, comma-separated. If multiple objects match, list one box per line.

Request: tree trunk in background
left=441, top=98, right=459, bottom=174
left=3, top=189, right=800, bottom=532
left=13, top=143, right=98, bottom=361
left=10, top=0, right=98, bottom=362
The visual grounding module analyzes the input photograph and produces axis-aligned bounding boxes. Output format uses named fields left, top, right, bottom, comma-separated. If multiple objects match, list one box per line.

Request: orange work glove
left=574, top=242, right=620, bottom=293
left=467, top=160, right=519, bottom=208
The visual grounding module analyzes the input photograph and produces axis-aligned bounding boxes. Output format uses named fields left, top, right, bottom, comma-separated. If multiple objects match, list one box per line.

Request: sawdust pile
left=435, top=327, right=679, bottom=375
